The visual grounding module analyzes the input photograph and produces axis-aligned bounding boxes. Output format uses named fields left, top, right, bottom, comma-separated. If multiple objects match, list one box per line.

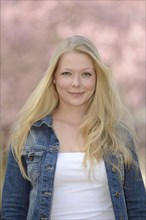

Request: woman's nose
left=72, top=75, right=81, bottom=87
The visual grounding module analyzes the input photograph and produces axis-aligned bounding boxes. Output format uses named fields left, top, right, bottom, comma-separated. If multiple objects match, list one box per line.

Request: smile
left=68, top=92, right=85, bottom=96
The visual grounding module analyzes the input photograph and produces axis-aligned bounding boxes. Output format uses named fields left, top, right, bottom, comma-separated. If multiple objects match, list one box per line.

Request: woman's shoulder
left=32, top=114, right=52, bottom=128
left=116, top=122, right=134, bottom=139
left=24, top=114, right=52, bottom=148
left=116, top=121, right=137, bottom=153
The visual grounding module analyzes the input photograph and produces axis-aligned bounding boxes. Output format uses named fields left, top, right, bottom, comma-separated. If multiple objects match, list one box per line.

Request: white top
left=51, top=153, right=115, bottom=220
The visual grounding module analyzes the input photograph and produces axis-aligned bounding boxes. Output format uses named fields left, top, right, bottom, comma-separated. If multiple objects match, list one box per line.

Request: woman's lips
left=68, top=92, right=84, bottom=97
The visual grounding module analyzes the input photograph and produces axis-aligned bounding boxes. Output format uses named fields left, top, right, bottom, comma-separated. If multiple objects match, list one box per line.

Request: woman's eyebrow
left=59, top=67, right=95, bottom=71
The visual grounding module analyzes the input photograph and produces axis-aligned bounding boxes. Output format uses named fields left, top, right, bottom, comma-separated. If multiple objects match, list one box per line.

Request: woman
left=2, top=36, right=146, bottom=220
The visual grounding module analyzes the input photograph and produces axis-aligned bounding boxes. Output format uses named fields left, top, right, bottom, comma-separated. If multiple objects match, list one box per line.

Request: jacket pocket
left=22, top=149, right=45, bottom=183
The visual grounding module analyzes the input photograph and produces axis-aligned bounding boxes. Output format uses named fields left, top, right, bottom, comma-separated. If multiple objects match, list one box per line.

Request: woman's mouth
left=68, top=92, right=84, bottom=97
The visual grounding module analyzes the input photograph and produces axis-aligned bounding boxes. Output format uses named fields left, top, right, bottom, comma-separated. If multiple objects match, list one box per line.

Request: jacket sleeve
left=1, top=148, right=31, bottom=220
left=124, top=136, right=146, bottom=220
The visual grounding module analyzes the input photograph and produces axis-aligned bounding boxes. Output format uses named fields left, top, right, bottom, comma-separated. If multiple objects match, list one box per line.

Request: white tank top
left=51, top=152, right=115, bottom=220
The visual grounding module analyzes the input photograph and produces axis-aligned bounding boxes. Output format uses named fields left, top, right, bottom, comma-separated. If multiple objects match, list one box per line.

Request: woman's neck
left=53, top=105, right=85, bottom=125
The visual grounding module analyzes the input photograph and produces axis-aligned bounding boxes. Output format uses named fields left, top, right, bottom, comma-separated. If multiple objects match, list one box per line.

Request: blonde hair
left=10, top=36, right=136, bottom=179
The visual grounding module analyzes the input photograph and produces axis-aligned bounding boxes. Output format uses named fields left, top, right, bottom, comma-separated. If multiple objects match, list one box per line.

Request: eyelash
left=82, top=72, right=92, bottom=76
left=61, top=72, right=71, bottom=76
left=61, top=72, right=92, bottom=77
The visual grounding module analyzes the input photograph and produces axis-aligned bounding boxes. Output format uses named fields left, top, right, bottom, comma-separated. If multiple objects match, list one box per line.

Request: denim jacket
left=2, top=114, right=146, bottom=220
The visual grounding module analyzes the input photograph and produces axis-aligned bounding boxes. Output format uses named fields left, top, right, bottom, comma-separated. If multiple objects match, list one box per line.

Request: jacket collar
left=33, top=114, right=52, bottom=127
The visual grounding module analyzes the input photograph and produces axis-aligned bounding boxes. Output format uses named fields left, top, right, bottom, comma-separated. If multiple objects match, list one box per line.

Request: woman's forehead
left=57, top=51, right=95, bottom=68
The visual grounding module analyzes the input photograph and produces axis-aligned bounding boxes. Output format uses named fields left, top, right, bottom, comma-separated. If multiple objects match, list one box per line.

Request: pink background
left=1, top=0, right=145, bottom=188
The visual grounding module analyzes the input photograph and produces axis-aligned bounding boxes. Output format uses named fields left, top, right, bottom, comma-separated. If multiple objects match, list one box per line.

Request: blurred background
left=1, top=0, right=145, bottom=201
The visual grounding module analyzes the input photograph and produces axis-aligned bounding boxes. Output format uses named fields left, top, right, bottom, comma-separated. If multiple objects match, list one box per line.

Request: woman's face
left=54, top=51, right=96, bottom=109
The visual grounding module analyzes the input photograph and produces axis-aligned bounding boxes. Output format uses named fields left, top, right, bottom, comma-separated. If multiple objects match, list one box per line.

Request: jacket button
left=115, top=192, right=120, bottom=197
left=112, top=166, right=117, bottom=172
left=120, top=217, right=124, bottom=220
left=28, top=156, right=34, bottom=161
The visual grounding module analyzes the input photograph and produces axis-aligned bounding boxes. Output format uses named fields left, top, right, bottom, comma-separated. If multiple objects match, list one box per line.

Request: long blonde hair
left=10, top=35, right=136, bottom=179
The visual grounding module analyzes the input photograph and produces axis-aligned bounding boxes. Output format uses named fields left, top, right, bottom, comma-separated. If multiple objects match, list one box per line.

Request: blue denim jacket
left=2, top=115, right=146, bottom=220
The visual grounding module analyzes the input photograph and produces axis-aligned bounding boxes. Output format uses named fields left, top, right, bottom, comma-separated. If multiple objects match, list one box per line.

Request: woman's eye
left=61, top=72, right=71, bottom=76
left=82, top=72, right=92, bottom=77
